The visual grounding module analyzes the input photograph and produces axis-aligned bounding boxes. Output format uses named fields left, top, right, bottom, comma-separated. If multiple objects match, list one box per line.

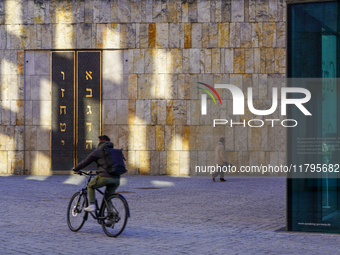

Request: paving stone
left=0, top=175, right=339, bottom=254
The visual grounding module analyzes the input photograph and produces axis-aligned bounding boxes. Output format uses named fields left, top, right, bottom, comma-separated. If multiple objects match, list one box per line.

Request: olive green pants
left=87, top=175, right=120, bottom=205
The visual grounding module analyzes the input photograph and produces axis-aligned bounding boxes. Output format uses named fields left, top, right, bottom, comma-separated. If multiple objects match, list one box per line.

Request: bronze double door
left=51, top=51, right=101, bottom=171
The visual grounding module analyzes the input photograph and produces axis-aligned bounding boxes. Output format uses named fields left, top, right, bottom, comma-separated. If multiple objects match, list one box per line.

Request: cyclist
left=73, top=135, right=120, bottom=212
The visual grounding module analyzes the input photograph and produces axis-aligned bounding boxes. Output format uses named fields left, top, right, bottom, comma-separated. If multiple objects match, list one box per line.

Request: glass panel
left=322, top=34, right=337, bottom=219
left=287, top=1, right=340, bottom=233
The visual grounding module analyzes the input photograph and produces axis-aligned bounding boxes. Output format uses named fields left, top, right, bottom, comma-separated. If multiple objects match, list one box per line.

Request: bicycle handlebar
left=74, top=170, right=93, bottom=176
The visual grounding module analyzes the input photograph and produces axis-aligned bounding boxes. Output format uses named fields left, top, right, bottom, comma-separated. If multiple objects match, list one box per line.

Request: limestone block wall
left=0, top=0, right=288, bottom=175
left=0, top=49, right=24, bottom=174
left=24, top=51, right=51, bottom=175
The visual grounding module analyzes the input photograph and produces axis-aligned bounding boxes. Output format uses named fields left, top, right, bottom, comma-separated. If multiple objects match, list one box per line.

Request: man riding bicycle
left=73, top=135, right=120, bottom=212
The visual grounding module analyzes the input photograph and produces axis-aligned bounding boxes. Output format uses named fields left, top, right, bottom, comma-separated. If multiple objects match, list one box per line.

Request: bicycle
left=67, top=170, right=130, bottom=237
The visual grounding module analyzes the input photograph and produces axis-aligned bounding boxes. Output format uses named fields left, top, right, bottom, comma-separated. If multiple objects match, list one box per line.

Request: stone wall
left=24, top=51, right=51, bottom=175
left=0, top=0, right=287, bottom=175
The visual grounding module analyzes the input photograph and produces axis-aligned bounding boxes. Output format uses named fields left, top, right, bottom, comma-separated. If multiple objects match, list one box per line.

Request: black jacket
left=73, top=141, right=119, bottom=178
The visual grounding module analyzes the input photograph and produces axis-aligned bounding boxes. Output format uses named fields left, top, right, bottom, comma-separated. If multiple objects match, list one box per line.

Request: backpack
left=103, top=147, right=127, bottom=175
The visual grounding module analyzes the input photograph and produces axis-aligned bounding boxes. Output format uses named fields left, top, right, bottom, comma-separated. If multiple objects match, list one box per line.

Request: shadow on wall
left=1, top=1, right=192, bottom=176
left=0, top=0, right=25, bottom=174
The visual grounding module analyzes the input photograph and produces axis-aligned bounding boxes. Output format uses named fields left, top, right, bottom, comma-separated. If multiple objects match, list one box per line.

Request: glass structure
left=287, top=0, right=340, bottom=233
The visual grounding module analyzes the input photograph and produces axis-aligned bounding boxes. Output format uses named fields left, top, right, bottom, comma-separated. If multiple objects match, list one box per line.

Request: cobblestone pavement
left=0, top=174, right=339, bottom=254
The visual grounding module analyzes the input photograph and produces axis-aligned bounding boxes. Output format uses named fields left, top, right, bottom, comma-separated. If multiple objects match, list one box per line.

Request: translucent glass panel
left=287, top=1, right=340, bottom=233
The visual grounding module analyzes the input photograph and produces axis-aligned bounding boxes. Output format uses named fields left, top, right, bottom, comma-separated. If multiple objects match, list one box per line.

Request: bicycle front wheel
left=67, top=192, right=88, bottom=232
left=101, top=194, right=128, bottom=237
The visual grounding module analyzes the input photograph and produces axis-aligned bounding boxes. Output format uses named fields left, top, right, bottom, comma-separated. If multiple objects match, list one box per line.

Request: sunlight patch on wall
left=150, top=49, right=172, bottom=99
left=5, top=1, right=23, bottom=26
left=128, top=116, right=149, bottom=174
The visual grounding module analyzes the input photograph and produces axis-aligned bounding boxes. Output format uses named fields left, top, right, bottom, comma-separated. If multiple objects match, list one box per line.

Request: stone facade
left=0, top=0, right=287, bottom=175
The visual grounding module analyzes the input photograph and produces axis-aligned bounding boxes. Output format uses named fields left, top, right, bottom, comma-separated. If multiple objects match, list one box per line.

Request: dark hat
left=98, top=135, right=110, bottom=141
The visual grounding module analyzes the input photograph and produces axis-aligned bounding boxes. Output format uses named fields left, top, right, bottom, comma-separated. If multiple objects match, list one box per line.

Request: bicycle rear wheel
left=101, top=194, right=128, bottom=237
left=67, top=192, right=88, bottom=232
